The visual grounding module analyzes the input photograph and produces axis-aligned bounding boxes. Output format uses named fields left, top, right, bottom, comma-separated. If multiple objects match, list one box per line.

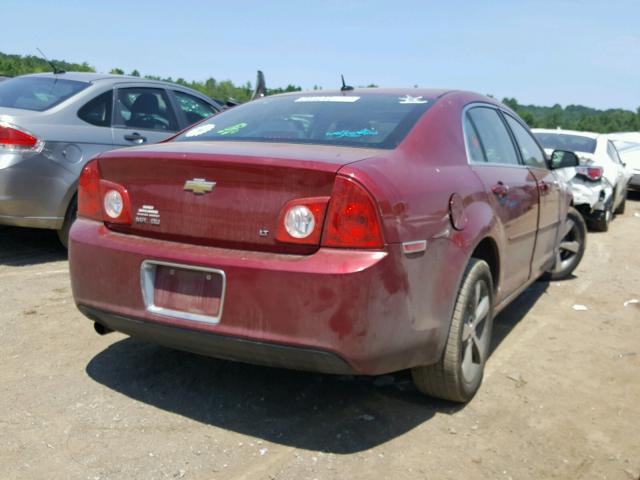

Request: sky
left=3, top=0, right=639, bottom=110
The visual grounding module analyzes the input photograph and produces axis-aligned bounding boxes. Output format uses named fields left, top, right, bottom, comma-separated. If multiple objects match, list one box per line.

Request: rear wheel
left=615, top=190, right=626, bottom=215
left=544, top=207, right=586, bottom=280
left=589, top=205, right=611, bottom=232
left=412, top=259, right=494, bottom=403
left=56, top=196, right=77, bottom=249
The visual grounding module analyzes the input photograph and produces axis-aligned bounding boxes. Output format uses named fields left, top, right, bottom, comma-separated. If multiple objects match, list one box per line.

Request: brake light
left=275, top=197, right=329, bottom=245
left=0, top=122, right=41, bottom=150
left=576, top=166, right=603, bottom=181
left=77, top=159, right=131, bottom=224
left=78, top=160, right=102, bottom=220
left=321, top=176, right=384, bottom=249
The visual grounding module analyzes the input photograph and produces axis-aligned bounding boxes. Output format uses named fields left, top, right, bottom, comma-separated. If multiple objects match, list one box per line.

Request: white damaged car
left=609, top=135, right=640, bottom=193
left=533, top=129, right=630, bottom=231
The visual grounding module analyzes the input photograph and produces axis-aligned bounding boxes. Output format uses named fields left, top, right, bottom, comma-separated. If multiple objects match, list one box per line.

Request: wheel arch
left=469, top=236, right=500, bottom=294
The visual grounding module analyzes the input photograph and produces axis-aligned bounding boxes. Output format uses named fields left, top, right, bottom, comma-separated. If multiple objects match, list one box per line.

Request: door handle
left=538, top=181, right=550, bottom=193
left=124, top=132, right=147, bottom=144
left=491, top=181, right=509, bottom=197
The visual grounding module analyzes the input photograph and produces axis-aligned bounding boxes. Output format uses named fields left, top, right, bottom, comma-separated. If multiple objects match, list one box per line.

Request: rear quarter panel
left=340, top=92, right=500, bottom=355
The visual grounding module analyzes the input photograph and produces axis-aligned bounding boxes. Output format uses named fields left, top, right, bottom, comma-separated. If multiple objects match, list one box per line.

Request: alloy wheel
left=553, top=216, right=582, bottom=273
left=461, top=279, right=491, bottom=383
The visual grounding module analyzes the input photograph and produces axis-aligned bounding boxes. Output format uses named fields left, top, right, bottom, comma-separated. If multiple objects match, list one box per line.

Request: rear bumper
left=568, top=179, right=611, bottom=213
left=79, top=305, right=355, bottom=374
left=70, top=219, right=451, bottom=375
left=0, top=213, right=62, bottom=229
left=0, top=151, right=73, bottom=229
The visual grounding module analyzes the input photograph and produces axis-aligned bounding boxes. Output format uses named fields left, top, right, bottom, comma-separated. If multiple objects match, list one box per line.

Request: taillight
left=78, top=160, right=102, bottom=220
left=321, top=176, right=384, bottom=249
left=576, top=166, right=603, bottom=181
left=77, top=159, right=131, bottom=224
left=99, top=180, right=132, bottom=224
left=275, top=197, right=329, bottom=245
left=0, top=121, right=41, bottom=151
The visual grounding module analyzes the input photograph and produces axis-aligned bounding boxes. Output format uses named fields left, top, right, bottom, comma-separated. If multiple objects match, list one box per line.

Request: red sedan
left=69, top=89, right=586, bottom=402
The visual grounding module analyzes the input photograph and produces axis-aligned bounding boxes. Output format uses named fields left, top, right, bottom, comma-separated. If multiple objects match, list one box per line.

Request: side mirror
left=550, top=150, right=579, bottom=169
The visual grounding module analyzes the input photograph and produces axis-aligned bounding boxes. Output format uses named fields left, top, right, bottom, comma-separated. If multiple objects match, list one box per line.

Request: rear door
left=170, top=90, right=219, bottom=128
left=464, top=106, right=540, bottom=300
left=503, top=113, right=562, bottom=276
left=112, top=86, right=179, bottom=147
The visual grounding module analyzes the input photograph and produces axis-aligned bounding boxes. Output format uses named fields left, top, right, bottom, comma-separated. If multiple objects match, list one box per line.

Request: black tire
left=56, top=196, right=77, bottom=249
left=544, top=207, right=586, bottom=281
left=588, top=205, right=611, bottom=232
left=412, top=258, right=494, bottom=403
left=615, top=192, right=626, bottom=215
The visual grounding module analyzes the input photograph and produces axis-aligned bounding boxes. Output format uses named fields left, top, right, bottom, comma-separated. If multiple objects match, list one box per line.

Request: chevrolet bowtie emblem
left=183, top=178, right=216, bottom=195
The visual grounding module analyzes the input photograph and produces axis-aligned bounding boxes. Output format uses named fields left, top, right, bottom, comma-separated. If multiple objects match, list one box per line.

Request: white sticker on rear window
left=185, top=124, right=215, bottom=137
left=398, top=95, right=428, bottom=104
left=294, top=96, right=360, bottom=103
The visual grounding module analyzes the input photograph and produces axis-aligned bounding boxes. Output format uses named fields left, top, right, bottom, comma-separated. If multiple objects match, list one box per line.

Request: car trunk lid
left=98, top=141, right=382, bottom=253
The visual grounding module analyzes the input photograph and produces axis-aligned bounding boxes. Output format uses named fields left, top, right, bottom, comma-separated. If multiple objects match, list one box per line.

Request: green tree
left=0, top=51, right=94, bottom=76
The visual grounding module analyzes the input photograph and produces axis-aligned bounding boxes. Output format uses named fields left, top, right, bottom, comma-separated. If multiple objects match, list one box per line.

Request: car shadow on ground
left=87, top=340, right=450, bottom=454
left=0, top=226, right=66, bottom=266
left=86, top=279, right=550, bottom=453
left=491, top=280, right=549, bottom=353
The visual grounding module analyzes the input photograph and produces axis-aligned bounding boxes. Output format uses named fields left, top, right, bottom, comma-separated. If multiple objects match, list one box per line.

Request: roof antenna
left=340, top=74, right=354, bottom=92
left=251, top=70, right=266, bottom=100
left=36, top=47, right=65, bottom=74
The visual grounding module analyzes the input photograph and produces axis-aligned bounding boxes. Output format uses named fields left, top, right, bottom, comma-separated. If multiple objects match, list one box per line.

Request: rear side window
left=504, top=115, right=547, bottom=169
left=114, top=88, right=178, bottom=131
left=466, top=107, right=519, bottom=165
left=78, top=90, right=113, bottom=127
left=463, top=116, right=486, bottom=163
left=174, top=91, right=217, bottom=125
left=0, top=77, right=88, bottom=111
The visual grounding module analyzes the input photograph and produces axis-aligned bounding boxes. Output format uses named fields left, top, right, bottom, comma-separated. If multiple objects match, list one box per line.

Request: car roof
left=20, top=71, right=181, bottom=88
left=532, top=128, right=601, bottom=140
left=275, top=87, right=456, bottom=100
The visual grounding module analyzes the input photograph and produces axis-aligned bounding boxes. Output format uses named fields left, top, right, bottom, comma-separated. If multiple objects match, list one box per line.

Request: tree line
left=0, top=51, right=301, bottom=103
left=502, top=98, right=640, bottom=133
left=1, top=51, right=638, bottom=133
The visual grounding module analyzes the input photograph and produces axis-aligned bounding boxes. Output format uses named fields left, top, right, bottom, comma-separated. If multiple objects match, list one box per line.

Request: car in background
left=0, top=72, right=221, bottom=246
left=70, top=89, right=586, bottom=403
left=609, top=134, right=640, bottom=192
left=533, top=129, right=630, bottom=231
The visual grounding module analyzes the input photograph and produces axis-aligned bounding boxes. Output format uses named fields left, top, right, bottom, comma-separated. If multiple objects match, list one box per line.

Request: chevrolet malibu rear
left=70, top=89, right=581, bottom=402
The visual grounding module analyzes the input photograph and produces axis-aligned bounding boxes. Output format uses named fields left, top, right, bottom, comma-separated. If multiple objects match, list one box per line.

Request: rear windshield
left=534, top=132, right=597, bottom=154
left=0, top=77, right=88, bottom=111
left=173, top=93, right=434, bottom=149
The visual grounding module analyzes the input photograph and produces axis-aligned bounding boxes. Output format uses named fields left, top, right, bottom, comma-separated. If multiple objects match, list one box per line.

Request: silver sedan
left=0, top=72, right=221, bottom=245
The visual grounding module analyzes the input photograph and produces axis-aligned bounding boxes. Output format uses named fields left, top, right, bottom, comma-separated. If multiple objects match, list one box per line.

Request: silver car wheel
left=553, top=216, right=582, bottom=273
left=461, top=279, right=491, bottom=383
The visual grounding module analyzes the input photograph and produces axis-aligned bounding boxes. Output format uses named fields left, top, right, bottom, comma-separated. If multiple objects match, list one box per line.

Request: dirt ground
left=1, top=196, right=639, bottom=480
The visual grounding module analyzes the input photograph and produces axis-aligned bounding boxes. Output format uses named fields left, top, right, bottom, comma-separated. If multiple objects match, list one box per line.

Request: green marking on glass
left=217, top=122, right=248, bottom=135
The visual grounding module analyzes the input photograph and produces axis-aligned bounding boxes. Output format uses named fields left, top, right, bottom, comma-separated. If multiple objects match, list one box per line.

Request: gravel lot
left=1, top=195, right=639, bottom=480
